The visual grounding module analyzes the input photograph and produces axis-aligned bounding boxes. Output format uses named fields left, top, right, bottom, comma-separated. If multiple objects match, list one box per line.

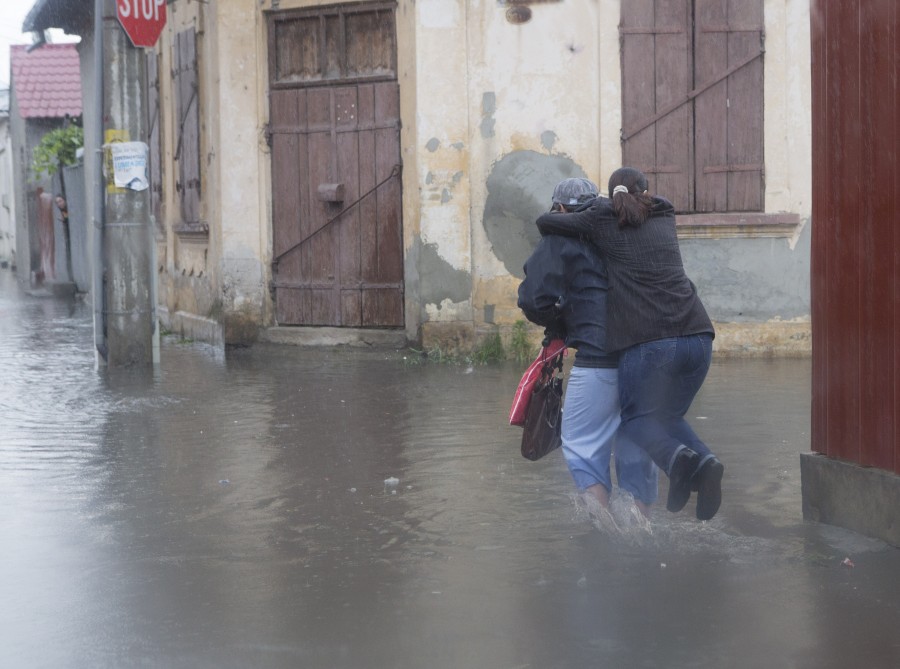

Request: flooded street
left=1, top=268, right=898, bottom=669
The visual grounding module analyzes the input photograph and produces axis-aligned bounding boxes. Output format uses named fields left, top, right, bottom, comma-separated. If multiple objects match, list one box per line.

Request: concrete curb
left=260, top=326, right=407, bottom=349
left=801, top=452, right=900, bottom=547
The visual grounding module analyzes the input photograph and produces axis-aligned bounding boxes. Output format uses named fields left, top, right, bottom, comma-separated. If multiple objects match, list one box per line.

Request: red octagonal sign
left=117, top=0, right=167, bottom=48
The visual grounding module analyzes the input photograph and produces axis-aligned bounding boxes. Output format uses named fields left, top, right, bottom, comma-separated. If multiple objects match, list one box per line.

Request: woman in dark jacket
left=519, top=178, right=658, bottom=530
left=535, top=167, right=724, bottom=521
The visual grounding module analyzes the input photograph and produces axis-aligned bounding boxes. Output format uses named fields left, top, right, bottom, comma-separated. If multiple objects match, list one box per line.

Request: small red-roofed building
left=9, top=42, right=82, bottom=288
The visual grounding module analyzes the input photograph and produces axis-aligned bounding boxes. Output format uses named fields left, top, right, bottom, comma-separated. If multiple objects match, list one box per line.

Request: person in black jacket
left=534, top=167, right=724, bottom=521
left=518, top=178, right=658, bottom=526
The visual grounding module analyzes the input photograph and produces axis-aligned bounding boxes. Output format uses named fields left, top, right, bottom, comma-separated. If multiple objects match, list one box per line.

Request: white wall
left=0, top=114, right=15, bottom=268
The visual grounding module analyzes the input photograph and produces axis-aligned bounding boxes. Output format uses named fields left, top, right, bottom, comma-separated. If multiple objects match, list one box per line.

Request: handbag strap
left=539, top=340, right=566, bottom=366
left=540, top=351, right=564, bottom=381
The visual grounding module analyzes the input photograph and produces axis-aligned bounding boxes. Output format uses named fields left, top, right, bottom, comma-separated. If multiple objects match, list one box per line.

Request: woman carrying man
left=535, top=167, right=724, bottom=521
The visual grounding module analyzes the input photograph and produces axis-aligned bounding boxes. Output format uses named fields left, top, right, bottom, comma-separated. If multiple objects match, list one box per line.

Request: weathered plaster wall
left=414, top=0, right=812, bottom=355
left=683, top=224, right=810, bottom=321
left=413, top=0, right=603, bottom=349
left=154, top=1, right=223, bottom=343
left=412, top=0, right=474, bottom=337
left=155, top=0, right=318, bottom=345
left=763, top=0, right=813, bottom=222
left=9, top=90, right=27, bottom=284
left=480, top=149, right=590, bottom=327
left=0, top=116, right=15, bottom=269
left=681, top=224, right=811, bottom=355
left=392, top=0, right=420, bottom=338
left=148, top=0, right=812, bottom=355
left=211, top=0, right=270, bottom=344
left=469, top=1, right=604, bottom=337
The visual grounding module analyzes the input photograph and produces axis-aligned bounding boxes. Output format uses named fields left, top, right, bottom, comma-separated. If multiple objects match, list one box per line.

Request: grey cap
left=551, top=177, right=599, bottom=206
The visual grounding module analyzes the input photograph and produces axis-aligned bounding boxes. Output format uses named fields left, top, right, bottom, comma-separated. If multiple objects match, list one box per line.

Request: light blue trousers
left=561, top=366, right=659, bottom=505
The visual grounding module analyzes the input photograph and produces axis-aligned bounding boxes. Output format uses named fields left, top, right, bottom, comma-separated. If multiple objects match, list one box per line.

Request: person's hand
left=542, top=330, right=564, bottom=347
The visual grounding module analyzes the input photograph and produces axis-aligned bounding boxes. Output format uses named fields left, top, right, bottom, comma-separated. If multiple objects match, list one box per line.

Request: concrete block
left=159, top=307, right=224, bottom=349
left=420, top=321, right=475, bottom=355
left=801, top=452, right=900, bottom=547
left=712, top=321, right=812, bottom=357
left=260, top=326, right=407, bottom=349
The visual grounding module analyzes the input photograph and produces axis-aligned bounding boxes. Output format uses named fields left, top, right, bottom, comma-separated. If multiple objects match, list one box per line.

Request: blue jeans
left=561, top=366, right=659, bottom=505
left=617, top=334, right=714, bottom=475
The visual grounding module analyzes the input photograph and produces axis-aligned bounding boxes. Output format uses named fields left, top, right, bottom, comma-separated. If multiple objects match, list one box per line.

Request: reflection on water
left=1, top=270, right=899, bottom=669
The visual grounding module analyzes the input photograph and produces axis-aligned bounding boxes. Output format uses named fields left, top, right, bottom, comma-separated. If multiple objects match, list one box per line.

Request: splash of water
left=572, top=490, right=653, bottom=541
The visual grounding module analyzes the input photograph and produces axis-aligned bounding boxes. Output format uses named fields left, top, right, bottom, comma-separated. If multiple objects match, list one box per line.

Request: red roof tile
left=11, top=43, right=82, bottom=119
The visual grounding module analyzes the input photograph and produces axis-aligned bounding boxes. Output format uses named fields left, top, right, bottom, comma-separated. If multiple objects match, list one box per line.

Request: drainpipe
left=92, top=0, right=107, bottom=365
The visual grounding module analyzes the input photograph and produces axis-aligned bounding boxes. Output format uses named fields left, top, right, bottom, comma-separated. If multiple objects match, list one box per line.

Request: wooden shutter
left=146, top=51, right=162, bottom=229
left=621, top=0, right=764, bottom=213
left=173, top=28, right=200, bottom=226
left=269, top=2, right=397, bottom=88
left=694, top=0, right=764, bottom=212
left=621, top=0, right=693, bottom=211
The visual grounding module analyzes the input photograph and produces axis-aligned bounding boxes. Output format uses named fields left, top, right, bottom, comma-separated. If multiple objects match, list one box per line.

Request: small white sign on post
left=109, top=142, right=150, bottom=191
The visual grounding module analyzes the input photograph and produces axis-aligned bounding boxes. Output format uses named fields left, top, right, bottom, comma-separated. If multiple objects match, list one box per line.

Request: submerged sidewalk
left=0, top=271, right=898, bottom=668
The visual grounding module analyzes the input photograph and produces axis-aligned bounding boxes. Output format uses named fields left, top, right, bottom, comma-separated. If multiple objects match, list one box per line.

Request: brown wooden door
left=268, top=4, right=403, bottom=328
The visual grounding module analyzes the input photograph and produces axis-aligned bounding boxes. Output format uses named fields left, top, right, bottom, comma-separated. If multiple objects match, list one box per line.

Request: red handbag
left=508, top=339, right=566, bottom=426
left=519, top=349, right=565, bottom=461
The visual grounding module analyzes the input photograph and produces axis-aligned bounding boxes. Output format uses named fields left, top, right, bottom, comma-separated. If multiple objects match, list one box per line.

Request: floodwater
left=1, top=269, right=898, bottom=669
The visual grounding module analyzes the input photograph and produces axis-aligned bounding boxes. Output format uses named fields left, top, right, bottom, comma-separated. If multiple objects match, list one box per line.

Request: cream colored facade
left=153, top=0, right=268, bottom=344
left=0, top=100, right=14, bottom=270
left=151, top=0, right=812, bottom=354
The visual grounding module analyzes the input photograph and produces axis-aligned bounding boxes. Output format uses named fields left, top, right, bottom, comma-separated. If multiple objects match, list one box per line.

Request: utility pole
left=99, top=0, right=154, bottom=366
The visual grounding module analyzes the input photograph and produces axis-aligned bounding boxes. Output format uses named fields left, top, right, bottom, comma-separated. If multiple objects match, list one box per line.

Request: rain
left=1, top=270, right=899, bottom=668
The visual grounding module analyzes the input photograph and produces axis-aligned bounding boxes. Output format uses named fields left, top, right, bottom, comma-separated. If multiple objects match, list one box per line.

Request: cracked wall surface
left=147, top=0, right=813, bottom=355
left=408, top=0, right=812, bottom=354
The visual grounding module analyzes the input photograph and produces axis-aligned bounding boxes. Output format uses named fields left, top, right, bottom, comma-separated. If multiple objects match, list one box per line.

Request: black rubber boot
left=666, top=448, right=699, bottom=513
left=695, top=457, right=725, bottom=521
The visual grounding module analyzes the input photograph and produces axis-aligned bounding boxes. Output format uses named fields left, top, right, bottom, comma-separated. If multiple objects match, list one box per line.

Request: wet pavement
left=1, top=268, right=899, bottom=669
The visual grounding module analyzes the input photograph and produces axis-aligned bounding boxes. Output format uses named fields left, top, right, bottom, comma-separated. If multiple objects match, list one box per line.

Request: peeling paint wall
left=153, top=2, right=221, bottom=340
left=154, top=0, right=277, bottom=345
left=211, top=0, right=269, bottom=343
left=146, top=0, right=812, bottom=355
left=411, top=0, right=474, bottom=329
left=682, top=224, right=811, bottom=321
left=483, top=151, right=588, bottom=280
left=410, top=0, right=812, bottom=354
left=411, top=0, right=604, bottom=348
left=0, top=116, right=15, bottom=269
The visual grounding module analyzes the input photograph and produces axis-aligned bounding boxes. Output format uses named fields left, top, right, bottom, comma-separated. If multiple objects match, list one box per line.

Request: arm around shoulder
left=535, top=207, right=597, bottom=239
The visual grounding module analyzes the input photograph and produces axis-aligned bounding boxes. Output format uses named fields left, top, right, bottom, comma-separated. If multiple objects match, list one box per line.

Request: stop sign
left=116, top=0, right=167, bottom=48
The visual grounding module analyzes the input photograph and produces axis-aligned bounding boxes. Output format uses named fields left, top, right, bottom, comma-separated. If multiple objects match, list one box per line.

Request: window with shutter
left=145, top=51, right=163, bottom=233
left=621, top=0, right=764, bottom=214
left=173, top=27, right=202, bottom=232
left=269, top=2, right=397, bottom=89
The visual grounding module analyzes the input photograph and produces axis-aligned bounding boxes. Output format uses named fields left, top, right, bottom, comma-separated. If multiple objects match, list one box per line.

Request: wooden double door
left=268, top=3, right=403, bottom=327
